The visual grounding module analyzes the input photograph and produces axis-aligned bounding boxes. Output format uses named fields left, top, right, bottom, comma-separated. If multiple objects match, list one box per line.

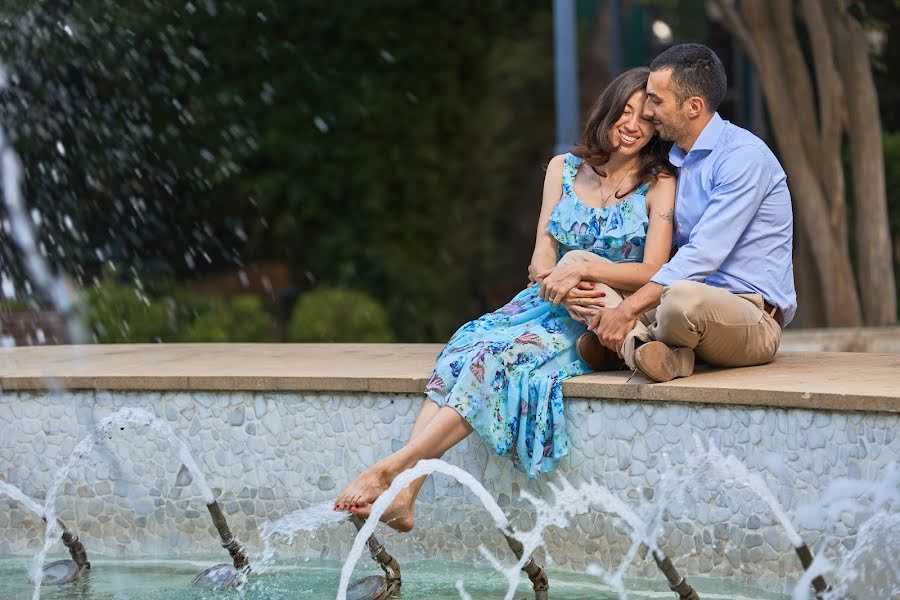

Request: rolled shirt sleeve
left=651, top=145, right=771, bottom=287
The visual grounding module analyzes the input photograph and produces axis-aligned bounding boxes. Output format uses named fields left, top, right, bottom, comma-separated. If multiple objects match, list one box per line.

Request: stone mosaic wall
left=0, top=390, right=896, bottom=593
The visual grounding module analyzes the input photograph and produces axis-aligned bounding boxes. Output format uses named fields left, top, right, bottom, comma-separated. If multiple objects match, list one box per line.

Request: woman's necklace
left=600, top=167, right=633, bottom=208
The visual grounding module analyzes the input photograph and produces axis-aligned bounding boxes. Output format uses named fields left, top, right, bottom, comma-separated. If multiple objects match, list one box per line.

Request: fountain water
left=650, top=439, right=830, bottom=596
left=28, top=407, right=249, bottom=598
left=337, top=459, right=536, bottom=600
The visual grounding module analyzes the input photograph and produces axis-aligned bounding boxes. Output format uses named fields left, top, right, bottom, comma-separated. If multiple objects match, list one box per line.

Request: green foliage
left=1, top=2, right=555, bottom=341
left=175, top=294, right=272, bottom=343
left=79, top=271, right=272, bottom=343
left=288, top=288, right=394, bottom=343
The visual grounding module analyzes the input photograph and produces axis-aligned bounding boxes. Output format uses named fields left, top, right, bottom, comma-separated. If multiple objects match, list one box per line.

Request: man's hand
left=589, top=304, right=637, bottom=356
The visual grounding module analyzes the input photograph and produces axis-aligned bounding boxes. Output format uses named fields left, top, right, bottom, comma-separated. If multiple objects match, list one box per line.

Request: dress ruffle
left=546, top=153, right=650, bottom=262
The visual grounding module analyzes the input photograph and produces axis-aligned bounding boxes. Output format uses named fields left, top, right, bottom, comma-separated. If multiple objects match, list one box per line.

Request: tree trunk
left=828, top=3, right=898, bottom=325
left=712, top=0, right=864, bottom=326
left=741, top=1, right=863, bottom=325
left=793, top=223, right=828, bottom=327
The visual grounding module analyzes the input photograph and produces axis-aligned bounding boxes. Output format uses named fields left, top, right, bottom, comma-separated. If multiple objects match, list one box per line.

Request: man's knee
left=658, top=280, right=706, bottom=325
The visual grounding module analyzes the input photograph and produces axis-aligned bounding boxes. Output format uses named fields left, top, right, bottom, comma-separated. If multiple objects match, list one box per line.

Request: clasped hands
left=530, top=263, right=637, bottom=356
left=530, top=262, right=605, bottom=324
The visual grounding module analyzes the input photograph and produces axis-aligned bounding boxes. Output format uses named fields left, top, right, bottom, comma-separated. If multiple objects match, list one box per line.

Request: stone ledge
left=1, top=344, right=898, bottom=412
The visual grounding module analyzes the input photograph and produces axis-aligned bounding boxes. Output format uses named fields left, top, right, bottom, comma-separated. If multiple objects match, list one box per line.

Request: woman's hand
left=528, top=262, right=550, bottom=286
left=536, top=262, right=585, bottom=305
left=560, top=282, right=606, bottom=323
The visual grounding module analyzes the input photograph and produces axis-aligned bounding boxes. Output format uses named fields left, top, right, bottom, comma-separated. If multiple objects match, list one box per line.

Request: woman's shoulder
left=647, top=172, right=676, bottom=193
left=644, top=173, right=676, bottom=207
left=548, top=153, right=568, bottom=171
left=549, top=152, right=580, bottom=170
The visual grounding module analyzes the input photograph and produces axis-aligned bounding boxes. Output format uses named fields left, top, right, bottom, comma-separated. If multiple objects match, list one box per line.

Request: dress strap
left=562, top=153, right=581, bottom=190
left=634, top=180, right=651, bottom=196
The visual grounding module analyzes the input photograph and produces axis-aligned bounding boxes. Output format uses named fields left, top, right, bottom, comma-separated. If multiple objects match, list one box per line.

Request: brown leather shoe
left=576, top=332, right=626, bottom=371
left=633, top=341, right=695, bottom=383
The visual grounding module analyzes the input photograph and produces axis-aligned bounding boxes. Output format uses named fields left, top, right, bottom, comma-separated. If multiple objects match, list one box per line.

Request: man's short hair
left=649, top=44, right=727, bottom=112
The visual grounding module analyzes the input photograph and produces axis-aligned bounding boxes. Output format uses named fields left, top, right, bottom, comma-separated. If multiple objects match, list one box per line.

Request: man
left=586, top=43, right=796, bottom=382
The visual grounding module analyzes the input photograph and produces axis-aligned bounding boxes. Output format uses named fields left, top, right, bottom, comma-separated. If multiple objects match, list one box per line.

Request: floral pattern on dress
left=426, top=153, right=651, bottom=478
left=547, top=153, right=650, bottom=261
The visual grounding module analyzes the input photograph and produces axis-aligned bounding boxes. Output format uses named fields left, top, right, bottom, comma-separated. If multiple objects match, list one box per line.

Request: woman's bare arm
left=571, top=174, right=676, bottom=291
left=527, top=154, right=565, bottom=283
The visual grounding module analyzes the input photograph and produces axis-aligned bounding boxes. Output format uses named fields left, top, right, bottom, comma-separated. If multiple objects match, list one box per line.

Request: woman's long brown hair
left=570, top=67, right=674, bottom=198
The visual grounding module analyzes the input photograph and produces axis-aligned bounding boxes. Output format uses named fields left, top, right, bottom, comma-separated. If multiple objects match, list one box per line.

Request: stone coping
left=0, top=344, right=898, bottom=412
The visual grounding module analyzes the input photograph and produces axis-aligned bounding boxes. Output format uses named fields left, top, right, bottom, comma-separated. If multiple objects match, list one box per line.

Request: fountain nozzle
left=346, top=515, right=401, bottom=600
left=59, top=525, right=90, bottom=573
left=503, top=532, right=549, bottom=600
left=642, top=545, right=700, bottom=600
left=794, top=543, right=829, bottom=597
left=190, top=501, right=250, bottom=588
left=206, top=501, right=250, bottom=570
left=31, top=518, right=90, bottom=586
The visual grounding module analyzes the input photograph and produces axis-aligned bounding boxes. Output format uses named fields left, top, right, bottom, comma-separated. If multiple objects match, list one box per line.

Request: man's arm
left=651, top=145, right=771, bottom=287
left=592, top=144, right=772, bottom=353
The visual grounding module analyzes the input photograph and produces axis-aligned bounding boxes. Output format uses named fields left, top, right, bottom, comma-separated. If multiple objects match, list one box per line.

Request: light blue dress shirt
left=650, top=113, right=798, bottom=325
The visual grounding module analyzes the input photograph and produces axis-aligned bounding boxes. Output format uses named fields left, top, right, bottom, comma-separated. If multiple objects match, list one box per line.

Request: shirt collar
left=667, top=112, right=725, bottom=167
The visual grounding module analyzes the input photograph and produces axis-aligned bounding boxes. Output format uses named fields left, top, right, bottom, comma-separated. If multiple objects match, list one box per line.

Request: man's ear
left=685, top=96, right=706, bottom=119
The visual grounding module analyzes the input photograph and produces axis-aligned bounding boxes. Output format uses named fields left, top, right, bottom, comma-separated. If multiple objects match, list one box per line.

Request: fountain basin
left=0, top=344, right=897, bottom=595
left=0, top=556, right=786, bottom=599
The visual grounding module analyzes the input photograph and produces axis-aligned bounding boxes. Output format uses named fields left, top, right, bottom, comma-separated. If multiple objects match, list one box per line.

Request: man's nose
left=642, top=98, right=655, bottom=121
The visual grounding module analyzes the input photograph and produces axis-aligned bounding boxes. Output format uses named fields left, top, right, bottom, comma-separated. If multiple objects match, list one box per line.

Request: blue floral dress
left=425, top=153, right=651, bottom=477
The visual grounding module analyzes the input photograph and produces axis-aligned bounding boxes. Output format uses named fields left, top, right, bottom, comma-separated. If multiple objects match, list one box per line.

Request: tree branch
left=767, top=0, right=819, bottom=160
left=708, top=0, right=759, bottom=65
left=800, top=0, right=846, bottom=239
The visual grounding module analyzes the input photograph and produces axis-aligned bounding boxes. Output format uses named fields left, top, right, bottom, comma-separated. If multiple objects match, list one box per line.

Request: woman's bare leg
left=334, top=403, right=472, bottom=531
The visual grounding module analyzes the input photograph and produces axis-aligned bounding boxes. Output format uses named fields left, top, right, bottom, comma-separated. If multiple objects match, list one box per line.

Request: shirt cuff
left=650, top=264, right=682, bottom=288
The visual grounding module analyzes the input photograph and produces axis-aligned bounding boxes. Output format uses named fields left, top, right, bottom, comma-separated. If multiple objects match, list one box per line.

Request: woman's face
left=608, top=90, right=656, bottom=156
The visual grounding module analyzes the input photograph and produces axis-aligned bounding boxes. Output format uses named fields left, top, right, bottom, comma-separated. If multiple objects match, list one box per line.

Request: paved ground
left=1, top=344, right=897, bottom=412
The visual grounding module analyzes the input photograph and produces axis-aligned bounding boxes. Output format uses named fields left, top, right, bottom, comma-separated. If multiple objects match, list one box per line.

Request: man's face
left=644, top=69, right=690, bottom=145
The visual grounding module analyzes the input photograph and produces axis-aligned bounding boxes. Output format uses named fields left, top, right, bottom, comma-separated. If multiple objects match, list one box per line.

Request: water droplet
left=313, top=116, right=329, bottom=133
left=1, top=273, right=15, bottom=298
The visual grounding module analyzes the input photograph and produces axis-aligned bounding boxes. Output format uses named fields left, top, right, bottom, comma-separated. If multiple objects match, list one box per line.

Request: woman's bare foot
left=334, top=464, right=393, bottom=512
left=350, top=489, right=415, bottom=533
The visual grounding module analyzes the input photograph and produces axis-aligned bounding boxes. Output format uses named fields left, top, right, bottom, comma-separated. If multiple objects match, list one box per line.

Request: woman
left=334, top=67, right=675, bottom=532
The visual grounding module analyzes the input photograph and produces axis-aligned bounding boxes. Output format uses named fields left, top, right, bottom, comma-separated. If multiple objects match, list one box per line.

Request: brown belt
left=763, top=300, right=784, bottom=329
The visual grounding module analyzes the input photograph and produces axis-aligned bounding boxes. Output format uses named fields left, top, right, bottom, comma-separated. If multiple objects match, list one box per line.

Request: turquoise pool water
left=0, top=556, right=788, bottom=599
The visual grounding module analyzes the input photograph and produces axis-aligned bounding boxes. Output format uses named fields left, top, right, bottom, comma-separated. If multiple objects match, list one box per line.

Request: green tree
left=1, top=1, right=555, bottom=341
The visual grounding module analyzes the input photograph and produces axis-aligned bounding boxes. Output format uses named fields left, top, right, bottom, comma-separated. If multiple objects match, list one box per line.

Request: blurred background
left=0, top=0, right=897, bottom=345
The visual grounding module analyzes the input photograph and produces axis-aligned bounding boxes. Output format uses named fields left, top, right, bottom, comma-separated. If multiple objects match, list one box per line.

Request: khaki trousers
left=558, top=251, right=782, bottom=370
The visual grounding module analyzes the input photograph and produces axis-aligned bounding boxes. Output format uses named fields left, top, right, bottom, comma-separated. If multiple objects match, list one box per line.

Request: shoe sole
left=634, top=341, right=694, bottom=383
